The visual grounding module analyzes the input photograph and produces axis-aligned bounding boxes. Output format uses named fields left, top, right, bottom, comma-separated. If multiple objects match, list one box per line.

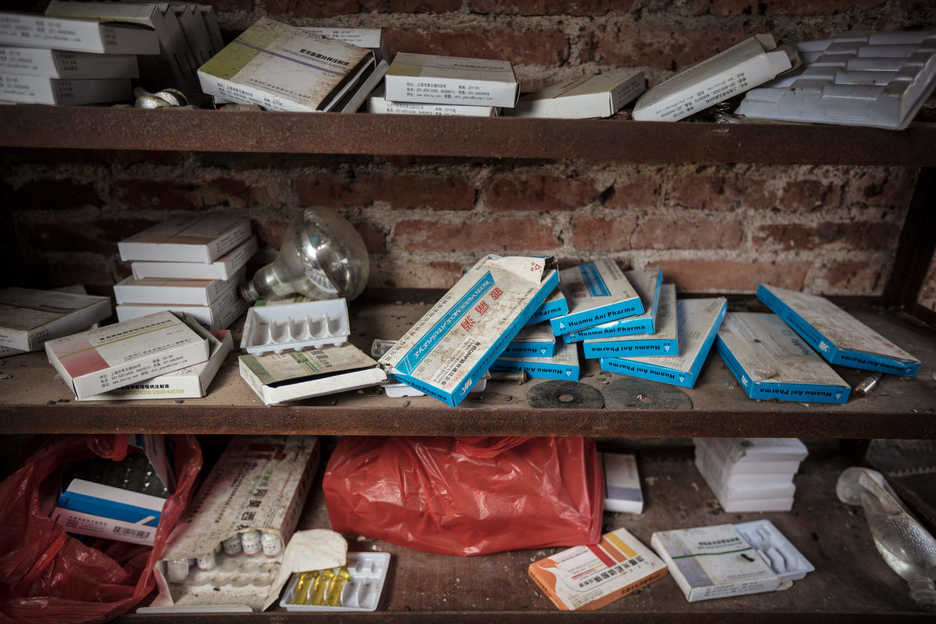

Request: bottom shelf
left=121, top=442, right=929, bottom=621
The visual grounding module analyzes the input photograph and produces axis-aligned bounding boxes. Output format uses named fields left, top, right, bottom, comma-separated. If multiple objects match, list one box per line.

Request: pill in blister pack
left=281, top=552, right=391, bottom=612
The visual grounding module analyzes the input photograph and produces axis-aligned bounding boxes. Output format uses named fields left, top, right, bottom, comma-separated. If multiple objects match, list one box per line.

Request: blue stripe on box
left=583, top=337, right=677, bottom=359
left=549, top=297, right=642, bottom=335
left=600, top=356, right=699, bottom=389
left=491, top=358, right=579, bottom=381
left=524, top=296, right=569, bottom=327
left=579, top=262, right=611, bottom=297
left=57, top=491, right=161, bottom=526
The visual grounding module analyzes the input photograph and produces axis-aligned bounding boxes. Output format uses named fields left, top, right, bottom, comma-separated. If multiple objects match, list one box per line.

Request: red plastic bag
left=323, top=436, right=604, bottom=556
left=0, top=435, right=202, bottom=624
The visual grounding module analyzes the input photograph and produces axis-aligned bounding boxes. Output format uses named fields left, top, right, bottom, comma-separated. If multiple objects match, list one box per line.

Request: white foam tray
left=241, top=299, right=349, bottom=355
left=736, top=519, right=814, bottom=583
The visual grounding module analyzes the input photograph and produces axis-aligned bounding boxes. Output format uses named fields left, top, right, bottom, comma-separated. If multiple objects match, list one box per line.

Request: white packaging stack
left=116, top=214, right=254, bottom=330
left=737, top=30, right=936, bottom=130
left=694, top=437, right=808, bottom=512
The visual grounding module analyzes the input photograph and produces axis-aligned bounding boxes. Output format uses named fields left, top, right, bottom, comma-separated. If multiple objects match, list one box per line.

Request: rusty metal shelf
left=1, top=297, right=933, bottom=438
left=2, top=105, right=936, bottom=164
left=113, top=447, right=933, bottom=622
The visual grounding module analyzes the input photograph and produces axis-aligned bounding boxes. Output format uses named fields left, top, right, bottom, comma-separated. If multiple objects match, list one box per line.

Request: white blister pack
left=280, top=552, right=390, bottom=612
left=735, top=519, right=814, bottom=584
left=241, top=299, right=350, bottom=355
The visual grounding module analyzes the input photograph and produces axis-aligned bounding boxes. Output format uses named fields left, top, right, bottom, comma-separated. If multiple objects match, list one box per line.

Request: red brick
left=485, top=174, right=598, bottom=211
left=589, top=24, right=754, bottom=70
left=384, top=27, right=569, bottom=66
left=394, top=218, right=559, bottom=251
left=20, top=217, right=160, bottom=255
left=297, top=173, right=474, bottom=210
left=113, top=179, right=197, bottom=211
left=8, top=179, right=101, bottom=210
left=779, top=178, right=842, bottom=212
left=252, top=216, right=288, bottom=249
left=753, top=222, right=900, bottom=251
left=822, top=259, right=887, bottom=294
left=846, top=168, right=915, bottom=210
left=655, top=259, right=811, bottom=292
left=632, top=217, right=744, bottom=250
left=469, top=0, right=618, bottom=16
left=666, top=168, right=774, bottom=211
left=711, top=0, right=885, bottom=16
left=389, top=0, right=462, bottom=11
left=352, top=222, right=388, bottom=254
left=264, top=0, right=383, bottom=18
left=38, top=253, right=120, bottom=290
left=372, top=260, right=464, bottom=288
left=605, top=172, right=662, bottom=211
left=571, top=216, right=637, bottom=251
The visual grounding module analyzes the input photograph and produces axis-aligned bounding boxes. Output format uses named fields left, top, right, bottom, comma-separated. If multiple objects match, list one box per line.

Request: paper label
left=241, top=343, right=376, bottom=385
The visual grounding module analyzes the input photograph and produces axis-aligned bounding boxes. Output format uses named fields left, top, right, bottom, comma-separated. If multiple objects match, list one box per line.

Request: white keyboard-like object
left=737, top=31, right=936, bottom=130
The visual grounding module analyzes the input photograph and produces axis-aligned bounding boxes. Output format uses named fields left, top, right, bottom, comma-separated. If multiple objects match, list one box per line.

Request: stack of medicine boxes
left=694, top=438, right=809, bottom=512
left=114, top=213, right=256, bottom=331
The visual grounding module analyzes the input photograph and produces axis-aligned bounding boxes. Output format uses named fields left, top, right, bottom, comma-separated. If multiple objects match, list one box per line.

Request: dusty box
left=757, top=283, right=921, bottom=376
left=550, top=260, right=643, bottom=336
left=198, top=17, right=375, bottom=112
left=378, top=255, right=558, bottom=407
left=502, top=323, right=557, bottom=357
left=525, top=291, right=569, bottom=327
left=130, top=237, right=258, bottom=281
left=114, top=272, right=240, bottom=306
left=583, top=284, right=677, bottom=359
left=0, top=287, right=111, bottom=352
left=0, top=46, right=139, bottom=79
left=303, top=26, right=382, bottom=50
left=0, top=74, right=131, bottom=104
left=600, top=298, right=727, bottom=389
left=116, top=285, right=246, bottom=331
left=385, top=52, right=518, bottom=107
left=367, top=85, right=497, bottom=116
left=603, top=453, right=644, bottom=514
left=651, top=523, right=781, bottom=602
left=0, top=12, right=160, bottom=54
left=492, top=340, right=580, bottom=381
left=513, top=69, right=645, bottom=119
left=529, top=527, right=667, bottom=611
left=52, top=478, right=166, bottom=546
left=564, top=269, right=662, bottom=342
left=717, top=312, right=850, bottom=404
left=150, top=436, right=320, bottom=611
left=45, top=311, right=210, bottom=399
left=83, top=326, right=232, bottom=401
left=633, top=34, right=795, bottom=122
left=239, top=343, right=386, bottom=406
left=119, top=214, right=252, bottom=263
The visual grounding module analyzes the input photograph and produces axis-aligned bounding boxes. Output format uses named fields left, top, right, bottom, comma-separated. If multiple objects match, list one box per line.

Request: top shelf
left=3, top=105, right=936, bottom=164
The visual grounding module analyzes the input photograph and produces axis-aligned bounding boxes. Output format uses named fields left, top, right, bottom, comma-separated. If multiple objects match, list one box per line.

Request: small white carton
left=239, top=343, right=386, bottom=406
left=513, top=69, right=645, bottom=119
left=0, top=47, right=139, bottom=79
left=717, top=312, right=850, bottom=404
left=378, top=255, right=559, bottom=407
left=132, top=236, right=258, bottom=281
left=0, top=74, right=131, bottom=105
left=114, top=272, right=240, bottom=306
left=502, top=323, right=557, bottom=357
left=651, top=523, right=781, bottom=602
left=603, top=452, right=643, bottom=514
left=367, top=85, right=497, bottom=116
left=82, top=326, right=232, bottom=401
left=0, top=12, right=160, bottom=54
left=583, top=283, right=677, bottom=359
left=694, top=437, right=808, bottom=465
left=633, top=34, right=796, bottom=121
left=118, top=214, right=252, bottom=263
left=600, top=298, right=727, bottom=389
left=565, top=269, right=663, bottom=342
left=150, top=436, right=320, bottom=611
left=303, top=26, right=382, bottom=50
left=385, top=52, right=518, bottom=107
left=492, top=340, right=580, bottom=381
left=757, top=283, right=921, bottom=376
left=525, top=291, right=569, bottom=327
left=0, top=287, right=111, bottom=352
left=45, top=311, right=210, bottom=399
left=117, top=285, right=246, bottom=331
left=549, top=260, right=643, bottom=336
left=52, top=478, right=166, bottom=546
left=172, top=3, right=213, bottom=66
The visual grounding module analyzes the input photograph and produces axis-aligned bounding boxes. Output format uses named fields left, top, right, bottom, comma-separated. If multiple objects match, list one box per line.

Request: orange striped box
left=528, top=527, right=667, bottom=611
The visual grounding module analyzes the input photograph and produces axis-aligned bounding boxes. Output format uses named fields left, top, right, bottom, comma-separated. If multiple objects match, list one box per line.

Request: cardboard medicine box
left=492, top=340, right=580, bottom=381
left=118, top=213, right=252, bottom=263
left=550, top=260, right=643, bottom=336
left=582, top=283, right=677, bottom=359
left=45, top=311, right=210, bottom=399
left=0, top=11, right=161, bottom=55
left=385, top=52, right=518, bottom=107
left=513, top=69, right=645, bottom=119
left=0, top=287, right=111, bottom=352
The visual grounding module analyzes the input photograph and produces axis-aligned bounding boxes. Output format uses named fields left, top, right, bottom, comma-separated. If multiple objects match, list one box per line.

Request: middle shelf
left=1, top=296, right=933, bottom=438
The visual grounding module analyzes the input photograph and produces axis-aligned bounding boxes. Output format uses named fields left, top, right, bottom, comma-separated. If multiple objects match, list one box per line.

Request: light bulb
left=241, top=207, right=369, bottom=303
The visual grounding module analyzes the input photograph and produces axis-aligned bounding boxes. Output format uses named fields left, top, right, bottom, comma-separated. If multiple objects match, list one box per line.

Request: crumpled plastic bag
left=0, top=435, right=201, bottom=623
left=323, top=436, right=603, bottom=556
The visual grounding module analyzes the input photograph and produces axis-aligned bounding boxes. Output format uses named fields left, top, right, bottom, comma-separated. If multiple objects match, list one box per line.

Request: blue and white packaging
left=502, top=323, right=557, bottom=357
left=717, top=312, right=850, bottom=404
left=524, top=291, right=569, bottom=326
left=757, top=284, right=920, bottom=377
left=603, top=452, right=644, bottom=514
left=492, top=340, right=580, bottom=380
left=563, top=268, right=662, bottom=342
left=549, top=260, right=643, bottom=336
left=53, top=478, right=167, bottom=545
left=600, top=298, right=727, bottom=389
left=583, top=284, right=677, bottom=359
left=378, top=255, right=559, bottom=407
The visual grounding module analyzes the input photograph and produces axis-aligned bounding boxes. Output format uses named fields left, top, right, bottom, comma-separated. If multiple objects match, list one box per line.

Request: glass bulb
left=241, top=207, right=369, bottom=303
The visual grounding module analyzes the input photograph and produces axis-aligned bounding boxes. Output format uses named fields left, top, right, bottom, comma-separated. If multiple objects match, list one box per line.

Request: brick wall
left=3, top=0, right=934, bottom=299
